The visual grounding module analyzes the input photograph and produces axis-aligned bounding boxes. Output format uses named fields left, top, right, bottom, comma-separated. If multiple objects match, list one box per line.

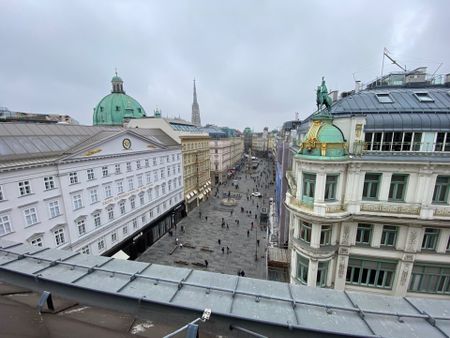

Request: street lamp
left=255, top=221, right=258, bottom=261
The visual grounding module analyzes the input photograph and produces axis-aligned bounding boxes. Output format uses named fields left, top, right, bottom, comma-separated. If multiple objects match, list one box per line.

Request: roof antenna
left=115, top=67, right=118, bottom=76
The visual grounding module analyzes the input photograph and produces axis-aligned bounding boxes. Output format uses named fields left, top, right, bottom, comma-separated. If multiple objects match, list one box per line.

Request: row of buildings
left=272, top=68, right=450, bottom=298
left=0, top=74, right=244, bottom=258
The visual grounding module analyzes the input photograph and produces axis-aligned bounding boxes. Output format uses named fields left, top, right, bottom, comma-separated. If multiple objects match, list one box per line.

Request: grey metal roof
left=1, top=239, right=449, bottom=338
left=331, top=88, right=450, bottom=115
left=0, top=123, right=178, bottom=167
left=364, top=112, right=450, bottom=131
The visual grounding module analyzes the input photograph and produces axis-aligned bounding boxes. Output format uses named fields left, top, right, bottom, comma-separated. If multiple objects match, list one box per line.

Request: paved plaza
left=137, top=158, right=275, bottom=279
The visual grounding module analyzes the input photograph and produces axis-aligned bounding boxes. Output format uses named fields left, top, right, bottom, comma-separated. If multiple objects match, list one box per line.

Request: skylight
left=375, top=93, right=394, bottom=103
left=414, top=91, right=434, bottom=102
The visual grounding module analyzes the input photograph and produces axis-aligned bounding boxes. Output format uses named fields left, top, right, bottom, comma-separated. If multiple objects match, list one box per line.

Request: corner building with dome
left=287, top=72, right=450, bottom=298
left=93, top=74, right=146, bottom=126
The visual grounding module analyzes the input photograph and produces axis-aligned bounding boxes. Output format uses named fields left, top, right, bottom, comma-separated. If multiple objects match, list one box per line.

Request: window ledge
left=18, top=193, right=35, bottom=198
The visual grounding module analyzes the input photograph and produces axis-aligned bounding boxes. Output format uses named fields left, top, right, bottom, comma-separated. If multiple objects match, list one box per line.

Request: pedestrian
left=255, top=214, right=257, bottom=220
left=226, top=223, right=229, bottom=229
left=218, top=239, right=221, bottom=245
left=179, top=243, right=183, bottom=248
left=226, top=246, right=230, bottom=254
left=205, top=260, right=209, bottom=268
left=240, top=270, right=245, bottom=277
left=176, top=237, right=179, bottom=245
left=230, top=210, right=233, bottom=216
left=222, top=247, right=225, bottom=254
left=199, top=211, right=202, bottom=219
left=205, top=216, right=208, bottom=221
left=247, top=230, right=250, bottom=237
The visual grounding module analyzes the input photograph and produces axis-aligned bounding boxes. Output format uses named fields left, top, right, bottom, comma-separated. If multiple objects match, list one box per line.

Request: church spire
left=191, top=79, right=201, bottom=127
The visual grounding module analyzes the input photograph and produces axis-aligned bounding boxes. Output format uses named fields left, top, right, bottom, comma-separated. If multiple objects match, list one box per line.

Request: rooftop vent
left=413, top=92, right=434, bottom=103
left=375, top=93, right=394, bottom=103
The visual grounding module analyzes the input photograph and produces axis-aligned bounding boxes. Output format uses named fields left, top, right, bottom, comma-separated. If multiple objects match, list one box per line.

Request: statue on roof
left=316, top=77, right=333, bottom=112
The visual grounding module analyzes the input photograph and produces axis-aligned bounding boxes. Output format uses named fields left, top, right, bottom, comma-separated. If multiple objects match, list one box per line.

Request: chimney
left=445, top=73, right=450, bottom=87
left=354, top=81, right=361, bottom=92
left=329, top=90, right=339, bottom=102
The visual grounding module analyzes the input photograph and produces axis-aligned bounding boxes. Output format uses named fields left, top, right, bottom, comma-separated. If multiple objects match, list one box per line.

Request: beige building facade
left=127, top=117, right=211, bottom=212
left=209, top=137, right=244, bottom=184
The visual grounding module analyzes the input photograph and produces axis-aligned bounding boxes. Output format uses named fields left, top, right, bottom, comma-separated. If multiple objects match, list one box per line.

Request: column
left=334, top=248, right=349, bottom=290
left=391, top=253, right=415, bottom=296
left=307, top=258, right=318, bottom=287
left=379, top=172, right=392, bottom=202
left=371, top=224, right=383, bottom=248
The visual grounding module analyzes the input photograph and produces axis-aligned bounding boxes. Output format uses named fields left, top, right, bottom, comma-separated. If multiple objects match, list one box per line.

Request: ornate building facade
left=287, top=71, right=450, bottom=298
left=0, top=123, right=184, bottom=259
left=127, top=117, right=211, bottom=213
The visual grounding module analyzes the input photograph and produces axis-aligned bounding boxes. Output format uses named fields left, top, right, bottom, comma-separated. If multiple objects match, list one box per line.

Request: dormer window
left=375, top=93, right=394, bottom=103
left=116, top=106, right=120, bottom=111
left=414, top=91, right=434, bottom=102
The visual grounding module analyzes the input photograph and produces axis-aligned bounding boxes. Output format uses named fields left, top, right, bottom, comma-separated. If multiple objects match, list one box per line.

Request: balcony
left=352, top=140, right=450, bottom=159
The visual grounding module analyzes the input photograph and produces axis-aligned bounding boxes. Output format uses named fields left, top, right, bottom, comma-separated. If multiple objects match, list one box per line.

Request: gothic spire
left=191, top=79, right=201, bottom=127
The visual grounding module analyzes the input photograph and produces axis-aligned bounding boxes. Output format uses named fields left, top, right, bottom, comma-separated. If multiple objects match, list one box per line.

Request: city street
left=137, top=157, right=275, bottom=279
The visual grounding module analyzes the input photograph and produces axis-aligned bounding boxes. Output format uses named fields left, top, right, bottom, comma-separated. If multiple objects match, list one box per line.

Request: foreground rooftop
left=1, top=239, right=450, bottom=337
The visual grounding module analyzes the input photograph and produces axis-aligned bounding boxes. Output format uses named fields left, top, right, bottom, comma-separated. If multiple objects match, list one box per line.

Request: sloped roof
left=0, top=123, right=178, bottom=167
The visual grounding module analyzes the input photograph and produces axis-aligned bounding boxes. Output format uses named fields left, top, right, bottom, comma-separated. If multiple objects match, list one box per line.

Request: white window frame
left=54, top=228, right=65, bottom=246
left=18, top=180, right=32, bottom=196
left=24, top=207, right=39, bottom=226
left=0, top=215, right=12, bottom=236
left=72, top=194, right=83, bottom=210
left=48, top=200, right=60, bottom=218
left=44, top=176, right=56, bottom=190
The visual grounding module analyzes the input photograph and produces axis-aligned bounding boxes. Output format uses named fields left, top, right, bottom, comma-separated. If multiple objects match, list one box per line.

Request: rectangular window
left=44, top=176, right=55, bottom=190
left=317, top=261, right=328, bottom=287
left=31, top=237, right=43, bottom=247
left=54, top=228, right=65, bottom=246
left=409, top=264, right=450, bottom=295
left=324, top=175, right=338, bottom=201
left=146, top=172, right=151, bottom=184
left=372, top=132, right=382, bottom=150
left=77, top=219, right=86, bottom=236
left=87, top=169, right=95, bottom=180
left=296, top=254, right=309, bottom=284
left=81, top=246, right=90, bottom=254
left=123, top=226, right=128, bottom=235
left=362, top=173, right=381, bottom=200
left=119, top=201, right=126, bottom=215
left=24, top=207, right=38, bottom=226
left=145, top=159, right=149, bottom=167
left=153, top=158, right=157, bottom=166
left=48, top=201, right=60, bottom=218
left=90, top=189, right=98, bottom=203
left=139, top=193, right=145, bottom=206
left=93, top=212, right=101, bottom=227
left=0, top=185, right=4, bottom=201
left=356, top=224, right=372, bottom=245
left=18, top=180, right=32, bottom=196
left=126, top=162, right=132, bottom=172
left=132, top=218, right=138, bottom=229
left=160, top=169, right=165, bottom=179
left=154, top=171, right=158, bottom=182
left=320, top=225, right=332, bottom=246
left=69, top=172, right=78, bottom=184
left=104, top=185, right=112, bottom=198
left=388, top=174, right=408, bottom=202
left=137, top=175, right=143, bottom=187
left=130, top=196, right=136, bottom=209
left=107, top=206, right=114, bottom=220
left=422, top=228, right=440, bottom=250
left=432, top=176, right=450, bottom=204
left=434, top=132, right=449, bottom=152
left=102, top=166, right=109, bottom=177
left=381, top=225, right=397, bottom=246
left=111, top=232, right=117, bottom=242
left=117, top=181, right=124, bottom=194
left=72, top=194, right=83, bottom=210
left=302, top=173, right=316, bottom=200
left=128, top=178, right=134, bottom=190
left=136, top=160, right=141, bottom=169
left=97, top=239, right=105, bottom=252
left=147, top=189, right=152, bottom=201
left=346, top=257, right=396, bottom=289
left=115, top=164, right=121, bottom=174
left=0, top=215, right=12, bottom=236
left=375, top=92, right=394, bottom=103
left=298, top=221, right=312, bottom=243
left=162, top=184, right=166, bottom=194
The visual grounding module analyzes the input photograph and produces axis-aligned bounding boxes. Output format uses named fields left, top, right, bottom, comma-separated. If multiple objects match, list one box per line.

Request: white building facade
left=0, top=124, right=184, bottom=259
left=287, top=73, right=450, bottom=298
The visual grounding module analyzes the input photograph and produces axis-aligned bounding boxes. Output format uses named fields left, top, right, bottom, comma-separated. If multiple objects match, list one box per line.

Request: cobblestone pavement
left=137, top=158, right=275, bottom=279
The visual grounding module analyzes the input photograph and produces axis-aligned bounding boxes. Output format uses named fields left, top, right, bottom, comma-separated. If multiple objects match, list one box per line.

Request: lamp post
left=255, top=221, right=258, bottom=261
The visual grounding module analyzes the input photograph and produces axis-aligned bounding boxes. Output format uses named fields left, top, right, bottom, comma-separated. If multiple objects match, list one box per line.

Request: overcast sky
left=1, top=0, right=449, bottom=131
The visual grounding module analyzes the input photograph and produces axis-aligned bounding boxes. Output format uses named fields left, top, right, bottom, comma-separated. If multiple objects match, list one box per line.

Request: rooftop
left=1, top=239, right=450, bottom=338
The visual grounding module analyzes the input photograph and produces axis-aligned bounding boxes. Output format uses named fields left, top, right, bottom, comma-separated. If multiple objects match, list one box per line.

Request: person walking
left=221, top=247, right=225, bottom=254
left=205, top=260, right=209, bottom=268
left=226, top=246, right=230, bottom=254
left=247, top=230, right=250, bottom=237
left=218, top=239, right=221, bottom=245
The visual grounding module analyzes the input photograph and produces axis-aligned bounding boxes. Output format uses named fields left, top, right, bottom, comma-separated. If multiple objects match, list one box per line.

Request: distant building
left=191, top=80, right=201, bottom=127
left=0, top=107, right=79, bottom=124
left=251, top=127, right=269, bottom=157
left=0, top=123, right=183, bottom=259
left=127, top=116, right=211, bottom=213
left=287, top=70, right=450, bottom=298
left=243, top=127, right=253, bottom=153
left=93, top=73, right=146, bottom=126
left=204, top=125, right=244, bottom=184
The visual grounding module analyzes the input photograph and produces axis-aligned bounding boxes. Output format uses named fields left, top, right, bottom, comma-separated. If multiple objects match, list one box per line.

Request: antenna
left=381, top=48, right=407, bottom=75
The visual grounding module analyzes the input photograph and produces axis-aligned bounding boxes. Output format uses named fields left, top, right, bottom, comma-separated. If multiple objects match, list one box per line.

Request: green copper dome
left=93, top=74, right=146, bottom=126
left=317, top=123, right=344, bottom=143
